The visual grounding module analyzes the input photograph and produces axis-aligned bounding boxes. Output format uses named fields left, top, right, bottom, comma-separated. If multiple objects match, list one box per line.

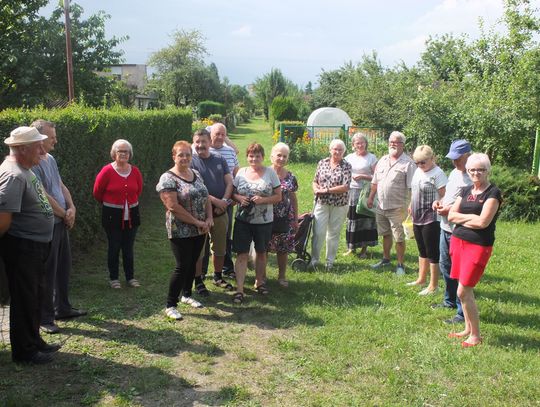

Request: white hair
left=110, top=139, right=133, bottom=160
left=272, top=142, right=290, bottom=155
left=329, top=138, right=346, bottom=153
left=466, top=153, right=491, bottom=173
left=389, top=131, right=406, bottom=143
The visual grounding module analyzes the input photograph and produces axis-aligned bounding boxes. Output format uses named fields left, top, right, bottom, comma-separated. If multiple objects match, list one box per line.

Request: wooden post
left=64, top=0, right=75, bottom=102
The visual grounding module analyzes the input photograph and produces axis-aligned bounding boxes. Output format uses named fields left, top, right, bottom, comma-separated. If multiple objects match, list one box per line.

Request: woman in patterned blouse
left=311, top=139, right=352, bottom=270
left=156, top=141, right=213, bottom=321
left=267, top=142, right=298, bottom=287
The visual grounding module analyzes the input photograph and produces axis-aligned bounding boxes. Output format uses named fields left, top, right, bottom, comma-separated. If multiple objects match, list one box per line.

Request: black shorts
left=232, top=219, right=273, bottom=254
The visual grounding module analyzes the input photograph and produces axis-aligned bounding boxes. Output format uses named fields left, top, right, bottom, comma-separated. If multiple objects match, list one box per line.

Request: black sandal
left=213, top=278, right=234, bottom=290
left=232, top=292, right=244, bottom=304
left=196, top=282, right=210, bottom=297
left=255, top=285, right=269, bottom=295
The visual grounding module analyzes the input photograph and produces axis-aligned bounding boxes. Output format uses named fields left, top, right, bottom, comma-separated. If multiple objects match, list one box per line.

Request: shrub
left=271, top=96, right=298, bottom=126
left=198, top=101, right=225, bottom=119
left=490, top=166, right=540, bottom=222
left=0, top=104, right=192, bottom=250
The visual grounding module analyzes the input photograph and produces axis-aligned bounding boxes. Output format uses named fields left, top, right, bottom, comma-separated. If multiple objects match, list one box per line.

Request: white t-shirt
left=440, top=168, right=472, bottom=233
left=345, top=152, right=378, bottom=189
left=410, top=165, right=447, bottom=225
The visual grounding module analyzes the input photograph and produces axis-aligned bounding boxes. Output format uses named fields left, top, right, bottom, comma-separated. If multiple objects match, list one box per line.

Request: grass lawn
left=1, top=117, right=539, bottom=406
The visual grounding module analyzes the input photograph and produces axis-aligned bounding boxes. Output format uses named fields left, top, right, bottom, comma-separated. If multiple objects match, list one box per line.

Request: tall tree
left=252, top=68, right=289, bottom=119
left=147, top=29, right=224, bottom=107
left=0, top=2, right=125, bottom=108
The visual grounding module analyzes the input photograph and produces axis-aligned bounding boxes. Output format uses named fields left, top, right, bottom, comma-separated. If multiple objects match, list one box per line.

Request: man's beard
left=388, top=146, right=399, bottom=156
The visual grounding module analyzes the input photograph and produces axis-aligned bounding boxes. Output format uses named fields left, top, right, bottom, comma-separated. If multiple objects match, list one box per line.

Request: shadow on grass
left=489, top=333, right=540, bottom=351
left=0, top=352, right=229, bottom=406
left=483, top=308, right=540, bottom=330
left=186, top=277, right=394, bottom=330
left=59, top=319, right=225, bottom=358
left=477, top=289, right=540, bottom=307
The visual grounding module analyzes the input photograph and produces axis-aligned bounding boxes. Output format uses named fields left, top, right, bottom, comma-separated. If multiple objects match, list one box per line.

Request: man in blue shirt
left=191, top=129, right=234, bottom=295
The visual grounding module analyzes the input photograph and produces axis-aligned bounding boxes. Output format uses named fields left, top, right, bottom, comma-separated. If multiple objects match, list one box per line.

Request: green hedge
left=0, top=105, right=192, bottom=249
left=198, top=101, right=225, bottom=119
left=490, top=166, right=540, bottom=222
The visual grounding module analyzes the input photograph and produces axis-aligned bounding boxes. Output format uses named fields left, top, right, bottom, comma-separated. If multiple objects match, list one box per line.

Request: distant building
left=96, top=64, right=157, bottom=109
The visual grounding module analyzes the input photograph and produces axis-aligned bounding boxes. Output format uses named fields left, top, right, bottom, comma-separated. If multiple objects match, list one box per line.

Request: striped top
left=210, top=145, right=239, bottom=173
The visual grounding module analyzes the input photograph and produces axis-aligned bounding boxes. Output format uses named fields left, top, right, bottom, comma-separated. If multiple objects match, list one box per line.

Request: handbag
left=272, top=216, right=289, bottom=234
left=355, top=184, right=377, bottom=218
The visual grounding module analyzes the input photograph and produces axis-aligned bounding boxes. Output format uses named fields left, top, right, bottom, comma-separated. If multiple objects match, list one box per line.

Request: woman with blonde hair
left=407, top=145, right=447, bottom=295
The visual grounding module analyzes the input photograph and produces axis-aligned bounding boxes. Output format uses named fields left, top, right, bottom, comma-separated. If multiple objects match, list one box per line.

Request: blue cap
left=446, top=139, right=471, bottom=159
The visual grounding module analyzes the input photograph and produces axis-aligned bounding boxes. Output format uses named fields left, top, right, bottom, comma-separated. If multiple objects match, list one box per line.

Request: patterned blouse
left=156, top=170, right=209, bottom=239
left=313, top=157, right=352, bottom=206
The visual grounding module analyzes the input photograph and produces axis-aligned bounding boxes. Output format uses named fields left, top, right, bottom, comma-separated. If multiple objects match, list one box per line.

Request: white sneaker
left=181, top=296, right=203, bottom=308
left=406, top=281, right=423, bottom=286
left=165, top=307, right=183, bottom=320
left=418, top=287, right=439, bottom=296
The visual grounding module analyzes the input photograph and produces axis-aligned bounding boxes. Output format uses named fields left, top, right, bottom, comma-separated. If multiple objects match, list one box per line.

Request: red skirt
left=449, top=236, right=493, bottom=287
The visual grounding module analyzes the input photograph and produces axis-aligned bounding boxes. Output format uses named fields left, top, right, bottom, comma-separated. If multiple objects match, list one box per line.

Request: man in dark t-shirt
left=0, top=126, right=59, bottom=364
left=190, top=129, right=234, bottom=295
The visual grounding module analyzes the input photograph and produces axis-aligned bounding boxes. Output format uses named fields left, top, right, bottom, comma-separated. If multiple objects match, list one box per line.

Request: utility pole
left=64, top=0, right=75, bottom=102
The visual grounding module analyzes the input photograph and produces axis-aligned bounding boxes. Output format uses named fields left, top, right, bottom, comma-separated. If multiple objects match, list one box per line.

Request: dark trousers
left=222, top=205, right=235, bottom=273
left=440, top=229, right=463, bottom=317
left=167, top=235, right=206, bottom=307
left=2, top=235, right=49, bottom=361
left=104, top=224, right=138, bottom=281
left=41, top=222, right=73, bottom=325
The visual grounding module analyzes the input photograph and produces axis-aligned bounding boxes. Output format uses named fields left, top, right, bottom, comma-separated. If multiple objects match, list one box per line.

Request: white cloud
left=410, top=0, right=504, bottom=37
left=378, top=35, right=430, bottom=67
left=231, top=25, right=252, bottom=38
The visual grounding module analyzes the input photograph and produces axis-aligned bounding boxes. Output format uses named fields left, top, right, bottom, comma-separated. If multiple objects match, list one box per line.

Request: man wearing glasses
left=367, top=131, right=415, bottom=275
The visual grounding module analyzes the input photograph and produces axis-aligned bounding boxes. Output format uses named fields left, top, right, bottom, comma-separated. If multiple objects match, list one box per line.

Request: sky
left=40, top=0, right=539, bottom=87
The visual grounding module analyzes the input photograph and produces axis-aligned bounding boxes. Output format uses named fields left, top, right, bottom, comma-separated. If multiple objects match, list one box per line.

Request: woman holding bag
left=267, top=143, right=298, bottom=287
left=344, top=133, right=378, bottom=258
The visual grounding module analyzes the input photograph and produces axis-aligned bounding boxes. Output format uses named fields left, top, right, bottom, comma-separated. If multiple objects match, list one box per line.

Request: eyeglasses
left=117, top=150, right=129, bottom=154
left=389, top=140, right=404, bottom=145
left=415, top=161, right=426, bottom=165
left=467, top=168, right=487, bottom=173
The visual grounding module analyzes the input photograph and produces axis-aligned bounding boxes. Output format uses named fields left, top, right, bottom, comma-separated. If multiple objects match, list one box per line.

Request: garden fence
left=279, top=124, right=389, bottom=156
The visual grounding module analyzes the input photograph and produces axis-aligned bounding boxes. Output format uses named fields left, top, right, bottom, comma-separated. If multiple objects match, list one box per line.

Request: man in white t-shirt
left=431, top=140, right=472, bottom=324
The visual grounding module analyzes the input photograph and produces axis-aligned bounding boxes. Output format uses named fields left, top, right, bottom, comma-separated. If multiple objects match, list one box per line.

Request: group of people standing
left=309, top=131, right=502, bottom=347
left=0, top=122, right=502, bottom=365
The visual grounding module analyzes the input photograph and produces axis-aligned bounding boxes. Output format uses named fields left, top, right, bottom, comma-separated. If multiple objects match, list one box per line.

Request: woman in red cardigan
left=93, top=139, right=143, bottom=289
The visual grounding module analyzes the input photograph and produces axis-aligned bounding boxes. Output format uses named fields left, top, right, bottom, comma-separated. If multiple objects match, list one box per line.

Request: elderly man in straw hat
left=0, top=126, right=60, bottom=364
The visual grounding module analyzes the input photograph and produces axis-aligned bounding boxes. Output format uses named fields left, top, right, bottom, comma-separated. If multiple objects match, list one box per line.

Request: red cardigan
left=93, top=163, right=143, bottom=207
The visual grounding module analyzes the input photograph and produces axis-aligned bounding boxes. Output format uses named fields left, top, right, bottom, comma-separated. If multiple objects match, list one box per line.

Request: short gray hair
left=30, top=119, right=55, bottom=132
left=110, top=139, right=133, bottom=160
left=329, top=138, right=346, bottom=153
left=351, top=132, right=369, bottom=149
left=271, top=142, right=290, bottom=155
left=466, top=153, right=491, bottom=173
left=389, top=131, right=406, bottom=144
